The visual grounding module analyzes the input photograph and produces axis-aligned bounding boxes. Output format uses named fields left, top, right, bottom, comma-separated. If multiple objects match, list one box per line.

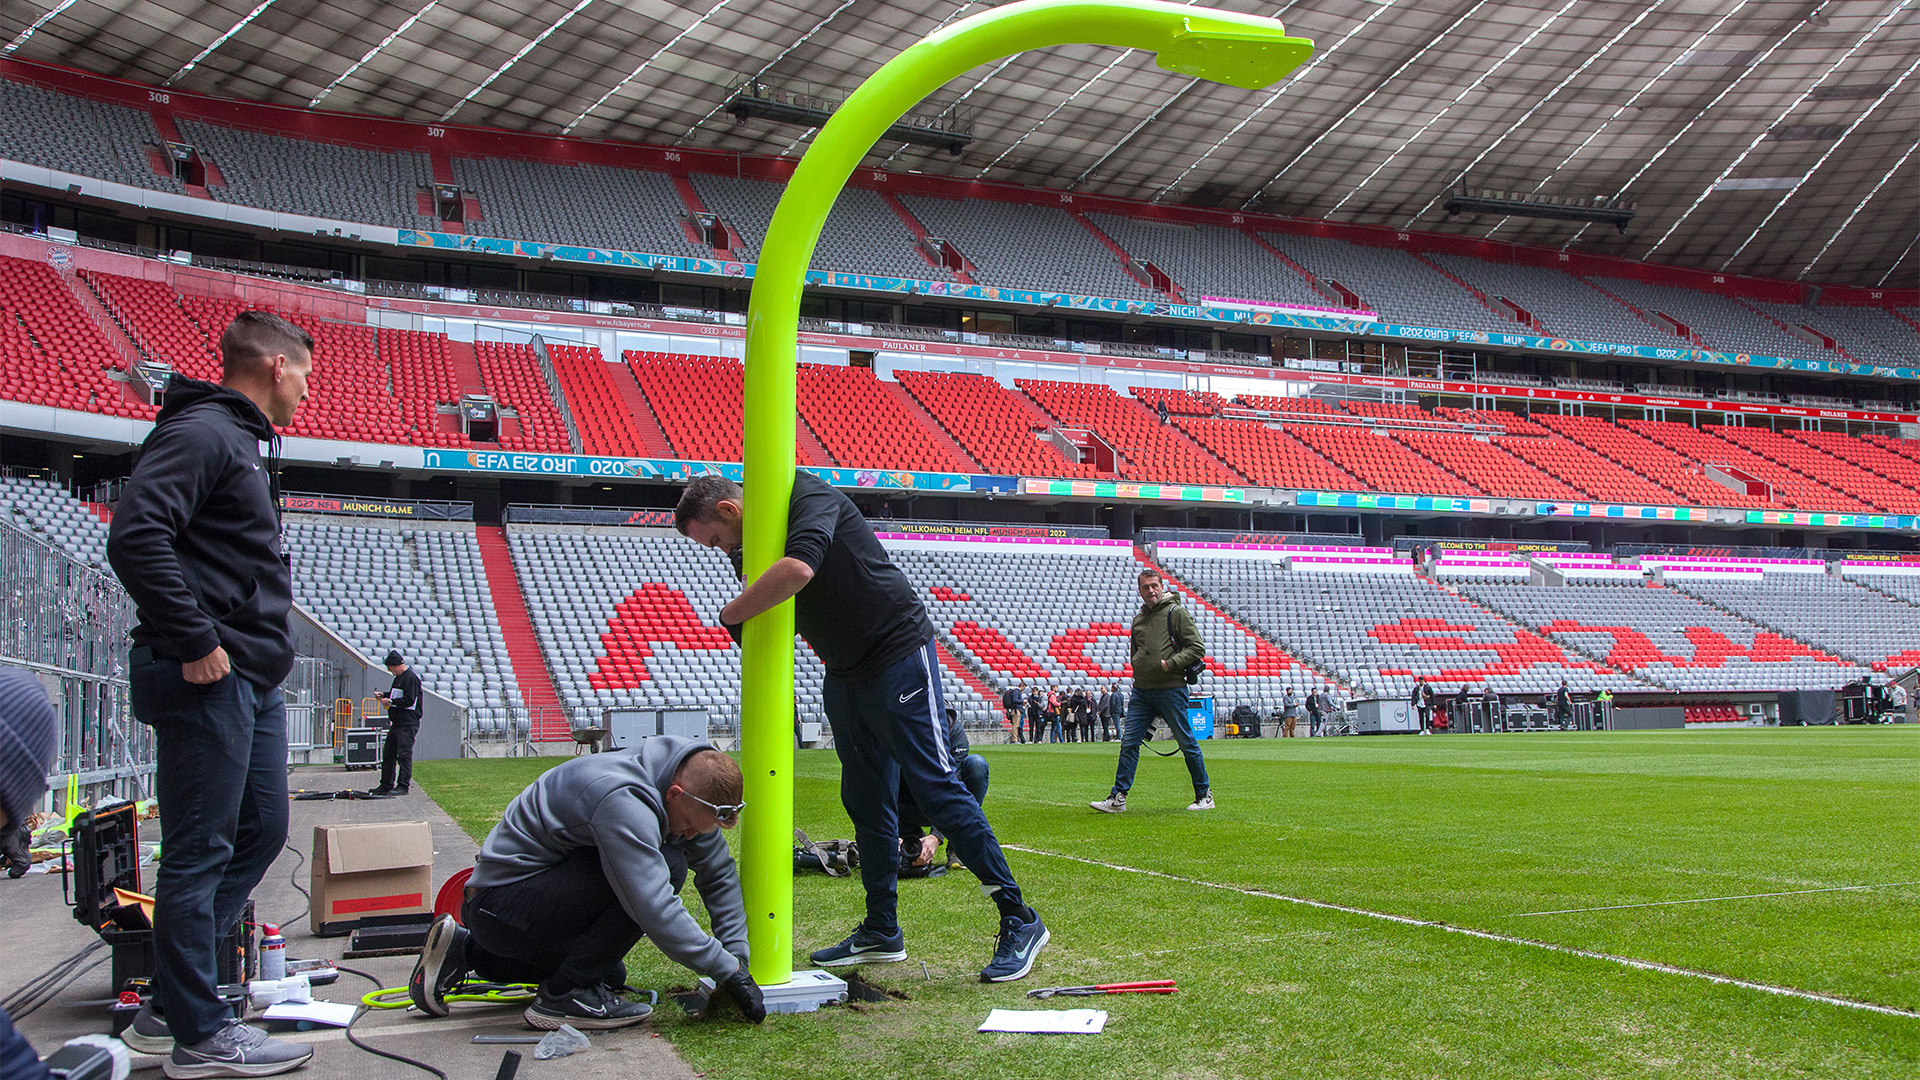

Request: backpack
left=793, top=829, right=858, bottom=877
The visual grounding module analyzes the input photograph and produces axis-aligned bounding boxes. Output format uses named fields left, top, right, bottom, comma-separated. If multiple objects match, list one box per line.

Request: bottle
left=259, top=923, right=286, bottom=981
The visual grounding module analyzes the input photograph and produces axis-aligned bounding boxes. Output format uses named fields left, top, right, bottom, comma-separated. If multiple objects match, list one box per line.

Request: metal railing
left=0, top=519, right=151, bottom=807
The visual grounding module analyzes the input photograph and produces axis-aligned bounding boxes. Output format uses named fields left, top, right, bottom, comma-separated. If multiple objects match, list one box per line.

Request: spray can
left=259, top=924, right=286, bottom=981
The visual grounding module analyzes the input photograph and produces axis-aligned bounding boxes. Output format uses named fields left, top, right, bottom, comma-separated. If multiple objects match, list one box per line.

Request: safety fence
left=0, top=519, right=151, bottom=807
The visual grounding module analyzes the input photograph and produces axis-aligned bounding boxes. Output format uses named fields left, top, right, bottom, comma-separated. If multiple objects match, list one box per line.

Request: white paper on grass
left=261, top=1000, right=360, bottom=1027
left=977, top=1008, right=1107, bottom=1034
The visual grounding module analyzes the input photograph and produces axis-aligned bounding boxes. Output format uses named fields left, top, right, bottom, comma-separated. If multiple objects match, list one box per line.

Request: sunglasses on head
left=679, top=788, right=745, bottom=825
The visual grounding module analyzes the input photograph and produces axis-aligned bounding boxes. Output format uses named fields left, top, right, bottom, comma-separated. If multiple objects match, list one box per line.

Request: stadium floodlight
left=734, top=0, right=1312, bottom=990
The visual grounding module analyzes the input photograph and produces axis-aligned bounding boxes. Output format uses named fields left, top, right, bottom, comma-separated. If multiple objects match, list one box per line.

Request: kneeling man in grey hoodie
left=408, top=737, right=764, bottom=1027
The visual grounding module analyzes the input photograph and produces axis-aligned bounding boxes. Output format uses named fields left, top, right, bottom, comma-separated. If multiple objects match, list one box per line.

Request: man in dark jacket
left=1554, top=680, right=1574, bottom=729
left=409, top=738, right=763, bottom=1028
left=106, top=310, right=314, bottom=1078
left=1099, top=683, right=1124, bottom=742
left=1091, top=568, right=1212, bottom=813
left=678, top=473, right=1047, bottom=983
left=1002, top=685, right=1025, bottom=743
left=371, top=650, right=422, bottom=796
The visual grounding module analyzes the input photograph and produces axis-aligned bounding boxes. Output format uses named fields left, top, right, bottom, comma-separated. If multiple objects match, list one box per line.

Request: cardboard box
left=310, top=822, right=434, bottom=936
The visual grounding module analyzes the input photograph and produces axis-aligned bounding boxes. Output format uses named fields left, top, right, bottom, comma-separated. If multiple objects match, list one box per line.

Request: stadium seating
left=1671, top=574, right=1920, bottom=671
left=505, top=529, right=852, bottom=725
left=1392, top=432, right=1585, bottom=501
left=1172, top=418, right=1365, bottom=491
left=690, top=176, right=948, bottom=279
left=1161, top=557, right=1638, bottom=699
left=473, top=340, right=568, bottom=453
left=1806, top=431, right=1920, bottom=490
left=0, top=76, right=182, bottom=192
left=0, top=255, right=150, bottom=418
left=1131, top=387, right=1221, bottom=417
left=287, top=519, right=523, bottom=730
left=796, top=363, right=975, bottom=472
left=1339, top=400, right=1442, bottom=426
left=0, top=475, right=111, bottom=567
left=1427, top=253, right=1676, bottom=346
left=548, top=343, right=651, bottom=456
left=1085, top=214, right=1335, bottom=309
left=1258, top=233, right=1517, bottom=334
left=1459, top=582, right=1865, bottom=691
left=1754, top=303, right=1920, bottom=368
left=627, top=351, right=824, bottom=466
left=451, top=156, right=710, bottom=257
left=1434, top=408, right=1552, bottom=437
left=1588, top=277, right=1818, bottom=359
left=175, top=120, right=435, bottom=230
left=892, top=370, right=1097, bottom=479
left=383, top=329, right=474, bottom=449
left=1707, top=425, right=1920, bottom=514
left=80, top=269, right=221, bottom=381
left=279, top=319, right=411, bottom=445
left=1531, top=414, right=1773, bottom=509
left=899, top=196, right=1161, bottom=301
left=1622, top=420, right=1864, bottom=513
left=1017, top=378, right=1244, bottom=485
left=1233, top=394, right=1341, bottom=418
left=1285, top=425, right=1481, bottom=497
left=1492, top=434, right=1687, bottom=505
left=889, top=539, right=1323, bottom=716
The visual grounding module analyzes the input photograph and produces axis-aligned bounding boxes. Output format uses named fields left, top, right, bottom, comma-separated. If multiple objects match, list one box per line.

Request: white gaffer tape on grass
left=1006, top=845, right=1920, bottom=1019
left=1498, top=880, right=1920, bottom=918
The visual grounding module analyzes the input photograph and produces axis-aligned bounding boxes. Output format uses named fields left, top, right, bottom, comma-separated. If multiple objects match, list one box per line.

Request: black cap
left=384, top=651, right=404, bottom=667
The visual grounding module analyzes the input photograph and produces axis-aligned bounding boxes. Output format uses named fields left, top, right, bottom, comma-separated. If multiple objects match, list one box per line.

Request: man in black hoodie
left=371, top=650, right=422, bottom=796
left=107, top=310, right=313, bottom=1079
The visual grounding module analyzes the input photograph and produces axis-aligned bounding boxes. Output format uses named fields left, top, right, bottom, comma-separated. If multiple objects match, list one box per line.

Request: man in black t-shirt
left=677, top=472, right=1048, bottom=983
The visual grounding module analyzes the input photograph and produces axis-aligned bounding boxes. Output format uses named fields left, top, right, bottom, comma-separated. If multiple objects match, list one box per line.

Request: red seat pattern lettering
left=929, top=586, right=970, bottom=602
left=950, top=621, right=1052, bottom=680
left=588, top=583, right=735, bottom=689
left=1367, top=618, right=1599, bottom=680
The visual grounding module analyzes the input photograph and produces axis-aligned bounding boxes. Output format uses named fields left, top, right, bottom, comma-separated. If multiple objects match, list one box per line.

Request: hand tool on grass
left=1026, top=980, right=1176, bottom=999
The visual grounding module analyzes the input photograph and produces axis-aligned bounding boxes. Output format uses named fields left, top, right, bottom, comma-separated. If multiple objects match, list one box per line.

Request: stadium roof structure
left=5, top=0, right=1916, bottom=287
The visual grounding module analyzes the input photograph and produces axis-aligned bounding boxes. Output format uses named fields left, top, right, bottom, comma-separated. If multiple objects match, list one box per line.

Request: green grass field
left=414, top=727, right=1920, bottom=1079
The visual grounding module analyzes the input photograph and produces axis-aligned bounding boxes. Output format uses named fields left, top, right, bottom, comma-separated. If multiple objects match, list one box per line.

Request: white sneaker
left=1186, top=791, right=1215, bottom=811
left=1089, top=792, right=1127, bottom=813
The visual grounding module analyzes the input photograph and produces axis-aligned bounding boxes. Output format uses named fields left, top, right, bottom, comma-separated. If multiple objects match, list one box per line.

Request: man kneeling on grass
left=408, top=738, right=765, bottom=1027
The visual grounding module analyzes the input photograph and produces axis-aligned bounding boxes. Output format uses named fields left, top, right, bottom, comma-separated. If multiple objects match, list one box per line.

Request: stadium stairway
left=607, top=360, right=677, bottom=459
left=796, top=416, right=835, bottom=468
left=445, top=338, right=485, bottom=396
left=474, top=525, right=566, bottom=738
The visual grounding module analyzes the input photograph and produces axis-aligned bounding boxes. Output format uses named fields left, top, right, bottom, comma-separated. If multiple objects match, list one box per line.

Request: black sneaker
left=523, top=984, right=653, bottom=1030
left=165, top=1018, right=312, bottom=1078
left=407, top=914, right=470, bottom=1017
left=367, top=786, right=395, bottom=797
left=808, top=925, right=907, bottom=967
left=979, top=910, right=1049, bottom=982
left=123, top=1000, right=173, bottom=1055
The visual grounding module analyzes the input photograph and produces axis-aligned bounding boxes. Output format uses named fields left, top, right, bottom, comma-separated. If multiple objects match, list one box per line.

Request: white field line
left=1498, top=881, right=1920, bottom=918
left=1004, top=845, right=1920, bottom=1018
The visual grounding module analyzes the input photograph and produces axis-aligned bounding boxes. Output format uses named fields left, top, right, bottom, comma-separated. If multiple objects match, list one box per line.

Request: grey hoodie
left=469, top=737, right=748, bottom=978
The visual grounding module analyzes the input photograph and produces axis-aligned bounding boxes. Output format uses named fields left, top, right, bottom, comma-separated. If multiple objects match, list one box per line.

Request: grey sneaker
left=166, top=1019, right=312, bottom=1078
left=1186, top=790, right=1215, bottom=811
left=1089, top=792, right=1126, bottom=813
left=123, top=1000, right=173, bottom=1055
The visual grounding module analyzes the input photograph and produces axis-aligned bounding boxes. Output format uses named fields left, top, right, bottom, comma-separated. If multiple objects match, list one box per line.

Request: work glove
left=720, top=966, right=766, bottom=1024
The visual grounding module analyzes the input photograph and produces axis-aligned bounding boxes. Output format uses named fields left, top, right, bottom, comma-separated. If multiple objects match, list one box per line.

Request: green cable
left=359, top=981, right=538, bottom=1009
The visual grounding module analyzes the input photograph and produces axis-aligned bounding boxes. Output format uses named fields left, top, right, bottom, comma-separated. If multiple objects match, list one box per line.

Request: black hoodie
left=107, top=377, right=294, bottom=689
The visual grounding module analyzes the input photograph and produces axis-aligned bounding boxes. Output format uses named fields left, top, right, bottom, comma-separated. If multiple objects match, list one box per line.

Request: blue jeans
left=825, top=641, right=1024, bottom=931
left=132, top=648, right=288, bottom=1045
left=1112, top=685, right=1210, bottom=799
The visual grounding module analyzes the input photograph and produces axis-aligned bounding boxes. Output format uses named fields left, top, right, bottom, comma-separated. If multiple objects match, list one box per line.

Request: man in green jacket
left=1091, top=568, right=1213, bottom=813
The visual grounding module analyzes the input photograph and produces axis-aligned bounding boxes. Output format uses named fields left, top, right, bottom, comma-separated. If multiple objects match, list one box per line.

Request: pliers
left=1026, top=980, right=1176, bottom=999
